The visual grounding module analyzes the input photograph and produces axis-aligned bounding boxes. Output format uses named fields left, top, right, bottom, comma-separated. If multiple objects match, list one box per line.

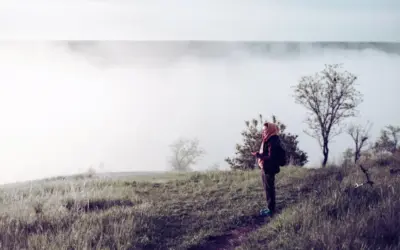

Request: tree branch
left=354, top=164, right=374, bottom=188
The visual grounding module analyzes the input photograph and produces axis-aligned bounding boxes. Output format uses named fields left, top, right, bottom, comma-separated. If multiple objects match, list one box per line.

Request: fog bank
left=0, top=41, right=399, bottom=184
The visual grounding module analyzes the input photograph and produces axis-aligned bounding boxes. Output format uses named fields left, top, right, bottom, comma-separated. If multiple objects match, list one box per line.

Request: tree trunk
left=354, top=141, right=359, bottom=164
left=322, top=143, right=329, bottom=167
left=354, top=150, right=360, bottom=163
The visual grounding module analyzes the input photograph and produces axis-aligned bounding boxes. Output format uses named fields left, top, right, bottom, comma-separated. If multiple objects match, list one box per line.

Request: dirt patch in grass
left=63, top=198, right=135, bottom=212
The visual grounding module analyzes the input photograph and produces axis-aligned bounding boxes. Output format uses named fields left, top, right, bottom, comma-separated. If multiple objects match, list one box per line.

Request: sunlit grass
left=0, top=163, right=398, bottom=249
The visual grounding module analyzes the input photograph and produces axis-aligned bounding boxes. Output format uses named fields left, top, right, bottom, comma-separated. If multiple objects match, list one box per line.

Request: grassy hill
left=0, top=163, right=399, bottom=250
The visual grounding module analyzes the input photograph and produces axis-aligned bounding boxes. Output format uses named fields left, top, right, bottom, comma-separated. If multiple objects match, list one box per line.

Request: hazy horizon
left=0, top=41, right=399, bottom=184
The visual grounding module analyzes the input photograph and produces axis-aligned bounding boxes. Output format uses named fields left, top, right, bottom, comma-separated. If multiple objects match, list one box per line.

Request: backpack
left=275, top=139, right=288, bottom=167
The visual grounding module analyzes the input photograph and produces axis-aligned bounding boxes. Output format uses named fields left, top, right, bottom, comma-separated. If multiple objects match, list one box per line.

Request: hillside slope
left=0, top=165, right=399, bottom=249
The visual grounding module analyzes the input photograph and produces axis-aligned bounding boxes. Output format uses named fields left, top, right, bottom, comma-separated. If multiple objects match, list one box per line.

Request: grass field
left=0, top=162, right=399, bottom=250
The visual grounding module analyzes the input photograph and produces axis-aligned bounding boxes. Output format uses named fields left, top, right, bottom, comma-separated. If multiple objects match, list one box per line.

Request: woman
left=252, top=122, right=282, bottom=217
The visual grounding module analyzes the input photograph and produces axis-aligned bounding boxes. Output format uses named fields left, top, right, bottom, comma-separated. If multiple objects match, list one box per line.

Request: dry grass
left=0, top=162, right=399, bottom=250
left=238, top=165, right=400, bottom=250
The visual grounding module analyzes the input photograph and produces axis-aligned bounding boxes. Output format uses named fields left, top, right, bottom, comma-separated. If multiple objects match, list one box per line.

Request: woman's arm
left=256, top=137, right=279, bottom=162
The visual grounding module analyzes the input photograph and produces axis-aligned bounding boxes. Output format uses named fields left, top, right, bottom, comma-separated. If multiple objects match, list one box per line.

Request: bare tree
left=342, top=148, right=354, bottom=165
left=347, top=122, right=372, bottom=163
left=386, top=125, right=400, bottom=153
left=293, top=64, right=363, bottom=167
left=169, top=138, right=205, bottom=171
left=207, top=163, right=220, bottom=171
left=374, top=125, right=400, bottom=154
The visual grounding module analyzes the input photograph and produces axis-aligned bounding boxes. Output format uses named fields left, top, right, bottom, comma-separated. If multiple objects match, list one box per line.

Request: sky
left=1, top=0, right=399, bottom=40
left=0, top=1, right=399, bottom=184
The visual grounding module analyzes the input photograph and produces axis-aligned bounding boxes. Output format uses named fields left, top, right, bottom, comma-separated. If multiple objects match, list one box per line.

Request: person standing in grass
left=252, top=122, right=286, bottom=217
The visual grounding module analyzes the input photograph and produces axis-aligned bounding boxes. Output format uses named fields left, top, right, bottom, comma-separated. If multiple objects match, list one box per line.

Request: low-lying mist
left=0, top=41, right=399, bottom=184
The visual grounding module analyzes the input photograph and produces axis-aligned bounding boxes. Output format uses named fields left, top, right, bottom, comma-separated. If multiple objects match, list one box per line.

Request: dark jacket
left=259, top=135, right=282, bottom=174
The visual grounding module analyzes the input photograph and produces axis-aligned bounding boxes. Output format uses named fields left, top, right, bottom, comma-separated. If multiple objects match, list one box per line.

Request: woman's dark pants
left=261, top=169, right=276, bottom=213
